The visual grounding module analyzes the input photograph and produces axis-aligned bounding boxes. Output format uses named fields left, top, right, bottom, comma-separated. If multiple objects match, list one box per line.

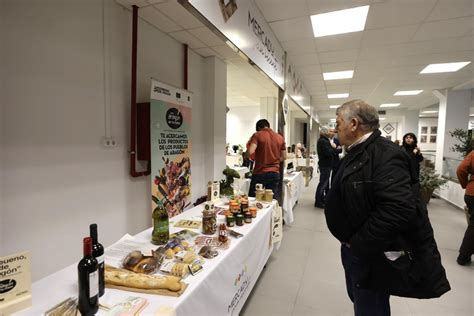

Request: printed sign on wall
left=150, top=79, right=193, bottom=218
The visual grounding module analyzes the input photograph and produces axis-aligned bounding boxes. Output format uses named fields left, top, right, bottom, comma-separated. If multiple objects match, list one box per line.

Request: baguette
left=105, top=265, right=182, bottom=292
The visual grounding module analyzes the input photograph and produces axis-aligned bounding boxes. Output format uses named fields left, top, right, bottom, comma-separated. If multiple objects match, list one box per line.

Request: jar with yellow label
left=264, top=189, right=273, bottom=202
left=255, top=189, right=264, bottom=201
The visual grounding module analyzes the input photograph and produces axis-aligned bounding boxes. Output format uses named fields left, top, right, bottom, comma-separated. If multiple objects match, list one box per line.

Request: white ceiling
left=116, top=0, right=474, bottom=120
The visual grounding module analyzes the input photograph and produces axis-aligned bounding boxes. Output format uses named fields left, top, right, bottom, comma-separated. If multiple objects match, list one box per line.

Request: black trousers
left=460, top=195, right=474, bottom=257
left=315, top=167, right=331, bottom=205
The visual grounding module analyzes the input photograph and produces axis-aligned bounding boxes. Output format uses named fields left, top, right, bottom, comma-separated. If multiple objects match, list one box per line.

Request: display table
left=282, top=171, right=305, bottom=225
left=17, top=199, right=276, bottom=316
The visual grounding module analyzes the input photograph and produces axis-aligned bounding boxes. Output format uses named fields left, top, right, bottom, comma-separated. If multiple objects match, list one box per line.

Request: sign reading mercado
left=184, top=0, right=285, bottom=88
left=150, top=79, right=193, bottom=218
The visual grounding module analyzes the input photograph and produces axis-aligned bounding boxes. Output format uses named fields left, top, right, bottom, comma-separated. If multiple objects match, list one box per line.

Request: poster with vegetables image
left=150, top=79, right=192, bottom=218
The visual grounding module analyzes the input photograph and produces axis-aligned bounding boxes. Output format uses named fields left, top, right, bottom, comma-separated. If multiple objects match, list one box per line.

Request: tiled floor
left=241, top=177, right=474, bottom=316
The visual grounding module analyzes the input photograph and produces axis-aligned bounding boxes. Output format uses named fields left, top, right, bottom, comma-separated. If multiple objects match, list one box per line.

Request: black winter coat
left=317, top=136, right=334, bottom=168
left=325, top=130, right=450, bottom=298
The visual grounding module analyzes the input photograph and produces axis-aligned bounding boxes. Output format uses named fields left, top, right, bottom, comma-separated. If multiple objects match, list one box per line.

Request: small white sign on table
left=0, top=251, right=32, bottom=315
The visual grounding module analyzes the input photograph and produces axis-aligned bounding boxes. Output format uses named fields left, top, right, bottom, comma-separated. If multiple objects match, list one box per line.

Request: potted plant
left=419, top=165, right=448, bottom=204
left=449, top=128, right=472, bottom=158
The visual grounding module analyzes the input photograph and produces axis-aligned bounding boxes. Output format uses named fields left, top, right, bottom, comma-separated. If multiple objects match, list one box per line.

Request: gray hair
left=336, top=99, right=379, bottom=132
left=320, top=126, right=329, bottom=136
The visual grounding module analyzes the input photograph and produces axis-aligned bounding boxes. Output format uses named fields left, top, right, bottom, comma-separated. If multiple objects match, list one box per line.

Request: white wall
left=226, top=106, right=260, bottom=148
left=418, top=118, right=438, bottom=152
left=1, top=0, right=221, bottom=280
left=379, top=122, right=399, bottom=142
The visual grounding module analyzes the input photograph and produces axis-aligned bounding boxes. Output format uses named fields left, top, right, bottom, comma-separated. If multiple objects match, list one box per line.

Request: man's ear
left=350, top=118, right=359, bottom=131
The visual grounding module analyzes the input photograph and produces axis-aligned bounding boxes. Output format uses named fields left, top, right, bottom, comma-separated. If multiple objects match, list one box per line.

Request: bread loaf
left=105, top=265, right=182, bottom=292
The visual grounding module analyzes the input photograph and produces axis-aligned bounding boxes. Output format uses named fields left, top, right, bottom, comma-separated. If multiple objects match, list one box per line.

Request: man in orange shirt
left=245, top=119, right=286, bottom=201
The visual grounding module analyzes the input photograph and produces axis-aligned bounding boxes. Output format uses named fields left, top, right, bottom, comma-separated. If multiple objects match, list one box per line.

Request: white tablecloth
left=282, top=171, right=305, bottom=225
left=17, top=199, right=275, bottom=316
left=226, top=154, right=242, bottom=168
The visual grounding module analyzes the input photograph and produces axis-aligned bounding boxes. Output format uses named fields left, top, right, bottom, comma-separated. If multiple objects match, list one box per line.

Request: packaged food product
left=249, top=207, right=257, bottom=218
left=226, top=215, right=235, bottom=227
left=264, top=189, right=274, bottom=202
left=198, top=246, right=219, bottom=259
left=236, top=214, right=244, bottom=226
left=244, top=212, right=252, bottom=224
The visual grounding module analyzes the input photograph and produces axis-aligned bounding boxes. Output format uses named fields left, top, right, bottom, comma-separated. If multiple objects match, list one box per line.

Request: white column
left=203, top=56, right=227, bottom=180
left=259, top=97, right=277, bottom=130
left=402, top=110, right=420, bottom=136
left=434, top=89, right=471, bottom=174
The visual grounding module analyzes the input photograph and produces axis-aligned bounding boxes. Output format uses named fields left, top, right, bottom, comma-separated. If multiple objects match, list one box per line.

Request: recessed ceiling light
left=330, top=118, right=336, bottom=122
left=302, top=106, right=310, bottom=110
left=394, top=90, right=423, bottom=96
left=328, top=93, right=349, bottom=99
left=311, top=5, right=370, bottom=37
left=379, top=117, right=386, bottom=121
left=420, top=62, right=471, bottom=74
left=329, top=105, right=340, bottom=109
left=380, top=103, right=400, bottom=108
left=323, top=70, right=354, bottom=80
left=421, top=110, right=438, bottom=114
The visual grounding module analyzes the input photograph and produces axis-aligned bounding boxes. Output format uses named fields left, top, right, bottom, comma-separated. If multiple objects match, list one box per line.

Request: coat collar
left=341, top=130, right=381, bottom=181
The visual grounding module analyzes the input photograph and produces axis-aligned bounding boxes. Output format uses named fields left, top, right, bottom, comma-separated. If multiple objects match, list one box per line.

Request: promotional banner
left=150, top=79, right=193, bottom=218
left=184, top=0, right=285, bottom=88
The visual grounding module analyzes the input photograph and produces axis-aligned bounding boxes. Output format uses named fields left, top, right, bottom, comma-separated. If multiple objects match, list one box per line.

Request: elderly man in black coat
left=325, top=100, right=450, bottom=316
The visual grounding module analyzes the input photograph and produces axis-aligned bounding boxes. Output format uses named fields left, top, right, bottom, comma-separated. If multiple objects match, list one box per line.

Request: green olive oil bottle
left=152, top=200, right=169, bottom=245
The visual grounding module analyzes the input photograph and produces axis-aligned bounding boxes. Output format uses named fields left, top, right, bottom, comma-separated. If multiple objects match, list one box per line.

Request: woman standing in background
left=401, top=133, right=424, bottom=180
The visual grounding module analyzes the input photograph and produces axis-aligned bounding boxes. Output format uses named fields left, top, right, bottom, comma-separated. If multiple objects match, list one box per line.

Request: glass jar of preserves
left=202, top=204, right=217, bottom=235
left=236, top=214, right=244, bottom=226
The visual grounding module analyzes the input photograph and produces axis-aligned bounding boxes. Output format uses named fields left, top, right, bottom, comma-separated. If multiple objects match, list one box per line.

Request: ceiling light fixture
left=329, top=105, right=340, bottom=109
left=379, top=117, right=386, bottom=121
left=311, top=5, right=370, bottom=37
left=380, top=103, right=400, bottom=108
left=394, top=90, right=423, bottom=96
left=420, top=62, right=471, bottom=74
left=421, top=110, right=438, bottom=114
left=323, top=70, right=354, bottom=80
left=330, top=118, right=336, bottom=122
left=328, top=93, right=349, bottom=99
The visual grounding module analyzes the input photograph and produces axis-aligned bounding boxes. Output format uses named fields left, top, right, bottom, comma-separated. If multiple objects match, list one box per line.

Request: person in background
left=330, top=128, right=342, bottom=174
left=456, top=149, right=474, bottom=266
left=325, top=100, right=450, bottom=315
left=394, top=139, right=400, bottom=146
left=401, top=133, right=424, bottom=180
left=314, top=127, right=334, bottom=208
left=245, top=119, right=286, bottom=201
left=242, top=140, right=255, bottom=171
left=296, top=143, right=303, bottom=158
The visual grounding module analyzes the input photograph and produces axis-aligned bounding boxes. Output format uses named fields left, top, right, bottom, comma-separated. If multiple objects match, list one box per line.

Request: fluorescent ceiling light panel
left=323, top=70, right=354, bottom=80
left=311, top=5, right=370, bottom=37
left=330, top=118, right=336, bottom=122
left=328, top=93, right=349, bottom=99
left=420, top=62, right=471, bottom=74
left=380, top=103, right=400, bottom=108
left=421, top=110, right=438, bottom=114
left=379, top=117, right=386, bottom=121
left=394, top=90, right=423, bottom=96
left=329, top=105, right=340, bottom=109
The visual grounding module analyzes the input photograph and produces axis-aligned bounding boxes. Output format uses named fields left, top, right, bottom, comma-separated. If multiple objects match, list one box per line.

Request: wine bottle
left=77, top=237, right=99, bottom=316
left=152, top=200, right=169, bottom=245
left=90, top=224, right=104, bottom=297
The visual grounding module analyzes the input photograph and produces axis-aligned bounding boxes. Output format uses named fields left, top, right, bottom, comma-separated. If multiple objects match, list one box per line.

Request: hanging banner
left=182, top=0, right=285, bottom=88
left=286, top=60, right=311, bottom=110
left=150, top=79, right=193, bottom=218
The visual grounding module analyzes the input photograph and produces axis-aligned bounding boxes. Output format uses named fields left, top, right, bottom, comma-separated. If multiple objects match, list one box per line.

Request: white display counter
left=16, top=199, right=276, bottom=316
left=282, top=171, right=305, bottom=225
